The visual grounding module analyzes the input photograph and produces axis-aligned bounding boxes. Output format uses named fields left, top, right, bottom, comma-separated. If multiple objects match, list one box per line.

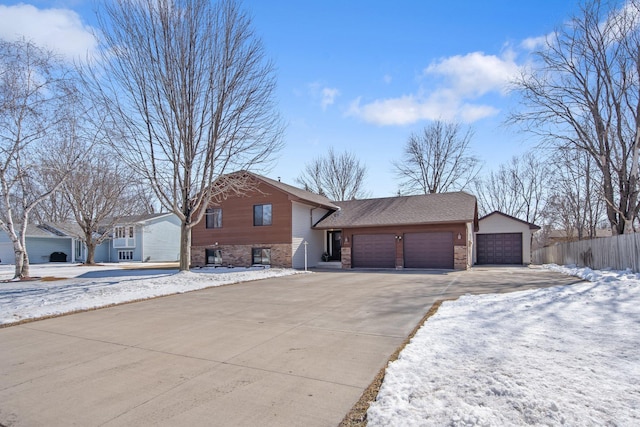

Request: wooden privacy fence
left=532, top=233, right=640, bottom=272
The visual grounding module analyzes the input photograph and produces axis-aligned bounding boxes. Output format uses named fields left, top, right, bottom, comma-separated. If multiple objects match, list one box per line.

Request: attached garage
left=404, top=232, right=454, bottom=269
left=352, top=234, right=395, bottom=268
left=314, top=192, right=479, bottom=270
left=476, top=233, right=522, bottom=264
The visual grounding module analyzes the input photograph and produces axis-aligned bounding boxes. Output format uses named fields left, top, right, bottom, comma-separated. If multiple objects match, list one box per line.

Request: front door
left=327, top=231, right=342, bottom=261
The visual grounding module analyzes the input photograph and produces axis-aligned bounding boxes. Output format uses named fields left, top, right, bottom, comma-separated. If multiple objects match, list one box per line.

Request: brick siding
left=191, top=243, right=292, bottom=268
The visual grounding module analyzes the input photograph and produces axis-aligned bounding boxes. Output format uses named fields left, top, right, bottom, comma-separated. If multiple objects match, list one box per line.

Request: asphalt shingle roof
left=246, top=172, right=339, bottom=210
left=314, top=192, right=477, bottom=229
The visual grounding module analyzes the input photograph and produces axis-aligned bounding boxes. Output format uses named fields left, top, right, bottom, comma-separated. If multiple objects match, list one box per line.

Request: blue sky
left=0, top=0, right=584, bottom=197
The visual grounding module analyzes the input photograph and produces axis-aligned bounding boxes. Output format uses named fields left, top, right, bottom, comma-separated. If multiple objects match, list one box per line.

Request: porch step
left=316, top=261, right=342, bottom=269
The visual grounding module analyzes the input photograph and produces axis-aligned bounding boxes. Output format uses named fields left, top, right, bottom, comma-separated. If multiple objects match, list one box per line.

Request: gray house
left=0, top=213, right=180, bottom=264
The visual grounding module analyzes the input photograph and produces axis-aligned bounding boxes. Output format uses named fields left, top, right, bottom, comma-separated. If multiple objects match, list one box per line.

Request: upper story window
left=205, top=208, right=222, bottom=229
left=113, top=225, right=135, bottom=248
left=114, top=226, right=134, bottom=239
left=253, top=204, right=272, bottom=226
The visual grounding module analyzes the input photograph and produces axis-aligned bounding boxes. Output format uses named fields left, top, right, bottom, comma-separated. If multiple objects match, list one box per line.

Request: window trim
left=113, top=225, right=135, bottom=248
left=118, top=250, right=134, bottom=261
left=253, top=204, right=272, bottom=226
left=252, top=247, right=271, bottom=265
left=205, top=208, right=222, bottom=229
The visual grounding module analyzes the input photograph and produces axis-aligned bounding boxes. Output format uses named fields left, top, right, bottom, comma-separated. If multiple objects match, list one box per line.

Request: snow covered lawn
left=368, top=265, right=640, bottom=426
left=0, top=263, right=301, bottom=325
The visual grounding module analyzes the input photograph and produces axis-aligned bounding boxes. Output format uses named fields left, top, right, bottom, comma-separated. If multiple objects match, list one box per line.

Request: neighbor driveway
left=0, top=267, right=581, bottom=426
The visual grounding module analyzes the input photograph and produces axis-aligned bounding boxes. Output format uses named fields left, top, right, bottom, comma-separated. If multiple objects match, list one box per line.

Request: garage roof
left=479, top=211, right=541, bottom=230
left=314, top=192, right=478, bottom=229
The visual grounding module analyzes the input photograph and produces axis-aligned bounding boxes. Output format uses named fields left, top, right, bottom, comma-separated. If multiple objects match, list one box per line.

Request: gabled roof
left=112, top=212, right=175, bottom=225
left=314, top=192, right=478, bottom=229
left=479, top=211, right=541, bottom=230
left=241, top=171, right=338, bottom=210
left=18, top=223, right=82, bottom=239
left=12, top=214, right=174, bottom=240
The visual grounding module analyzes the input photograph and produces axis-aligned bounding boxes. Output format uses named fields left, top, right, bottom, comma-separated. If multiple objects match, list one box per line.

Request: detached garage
left=475, top=211, right=540, bottom=265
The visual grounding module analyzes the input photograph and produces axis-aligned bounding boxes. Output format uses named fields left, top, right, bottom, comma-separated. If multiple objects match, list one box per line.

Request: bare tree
left=86, top=0, right=283, bottom=270
left=544, top=147, right=606, bottom=240
left=475, top=151, right=549, bottom=224
left=0, top=39, right=83, bottom=279
left=296, top=148, right=368, bottom=201
left=393, top=120, right=481, bottom=194
left=42, top=145, right=149, bottom=265
left=511, top=0, right=640, bottom=234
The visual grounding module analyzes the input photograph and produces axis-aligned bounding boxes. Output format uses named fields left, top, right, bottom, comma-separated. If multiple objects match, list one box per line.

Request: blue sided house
left=0, top=213, right=180, bottom=264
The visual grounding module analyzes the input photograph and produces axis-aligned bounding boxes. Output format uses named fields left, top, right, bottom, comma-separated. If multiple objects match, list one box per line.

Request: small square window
left=205, top=208, right=222, bottom=229
left=252, top=248, right=271, bottom=265
left=253, top=204, right=272, bottom=226
left=205, top=248, right=222, bottom=265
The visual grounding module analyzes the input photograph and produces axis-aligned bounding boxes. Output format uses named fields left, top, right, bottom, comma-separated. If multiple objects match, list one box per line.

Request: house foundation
left=191, top=243, right=292, bottom=268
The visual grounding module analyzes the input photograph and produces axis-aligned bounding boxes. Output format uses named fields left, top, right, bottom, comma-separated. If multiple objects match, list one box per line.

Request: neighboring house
left=0, top=223, right=93, bottom=264
left=0, top=213, right=180, bottom=264
left=475, top=211, right=540, bottom=265
left=191, top=172, right=479, bottom=270
left=109, top=213, right=181, bottom=263
left=534, top=226, right=612, bottom=248
left=191, top=172, right=338, bottom=269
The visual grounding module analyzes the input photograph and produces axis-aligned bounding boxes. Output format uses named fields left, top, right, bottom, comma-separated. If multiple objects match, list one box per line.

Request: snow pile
left=0, top=264, right=301, bottom=325
left=368, top=265, right=640, bottom=426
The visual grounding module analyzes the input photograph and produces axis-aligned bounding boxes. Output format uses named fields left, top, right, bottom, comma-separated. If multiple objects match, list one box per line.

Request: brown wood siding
left=352, top=234, right=396, bottom=268
left=404, top=232, right=454, bottom=269
left=191, top=181, right=293, bottom=247
left=477, top=233, right=523, bottom=264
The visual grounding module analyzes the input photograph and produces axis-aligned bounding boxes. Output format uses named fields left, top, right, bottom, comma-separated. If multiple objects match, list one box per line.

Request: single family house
left=0, top=213, right=181, bottom=264
left=191, top=172, right=480, bottom=270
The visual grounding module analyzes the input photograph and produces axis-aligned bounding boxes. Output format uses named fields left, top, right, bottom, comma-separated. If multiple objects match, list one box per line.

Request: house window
left=118, top=250, right=134, bottom=261
left=114, top=225, right=135, bottom=248
left=252, top=248, right=271, bottom=265
left=205, top=208, right=222, bottom=229
left=115, top=226, right=134, bottom=239
left=253, top=204, right=272, bottom=226
left=205, top=248, right=222, bottom=265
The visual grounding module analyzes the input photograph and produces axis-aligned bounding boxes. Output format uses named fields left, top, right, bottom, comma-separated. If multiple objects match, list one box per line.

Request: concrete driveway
left=0, top=267, right=581, bottom=426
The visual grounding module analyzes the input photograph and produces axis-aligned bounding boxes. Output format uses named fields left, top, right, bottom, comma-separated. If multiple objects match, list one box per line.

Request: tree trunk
left=601, top=163, right=622, bottom=234
left=22, top=250, right=30, bottom=278
left=86, top=241, right=96, bottom=265
left=179, top=222, right=191, bottom=271
left=13, top=247, right=24, bottom=279
left=11, top=235, right=30, bottom=279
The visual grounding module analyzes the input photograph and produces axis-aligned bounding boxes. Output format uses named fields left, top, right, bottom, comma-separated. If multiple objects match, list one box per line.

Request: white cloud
left=308, top=82, right=340, bottom=110
left=347, top=51, right=520, bottom=126
left=425, top=51, right=520, bottom=97
left=321, top=87, right=340, bottom=109
left=520, top=35, right=550, bottom=51
left=0, top=4, right=97, bottom=62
